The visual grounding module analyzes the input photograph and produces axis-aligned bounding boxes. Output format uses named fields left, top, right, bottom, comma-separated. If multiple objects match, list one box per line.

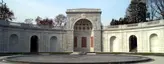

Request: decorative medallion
left=94, top=17, right=98, bottom=21
left=70, top=17, right=75, bottom=21
left=81, top=13, right=86, bottom=18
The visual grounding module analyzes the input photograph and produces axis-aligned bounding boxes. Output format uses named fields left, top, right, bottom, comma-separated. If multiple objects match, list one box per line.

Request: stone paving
left=0, top=55, right=163, bottom=64
left=0, top=56, right=14, bottom=64
left=136, top=56, right=164, bottom=64
left=0, top=54, right=150, bottom=64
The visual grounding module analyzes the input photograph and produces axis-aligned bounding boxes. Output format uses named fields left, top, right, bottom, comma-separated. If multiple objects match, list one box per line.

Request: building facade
left=0, top=8, right=164, bottom=53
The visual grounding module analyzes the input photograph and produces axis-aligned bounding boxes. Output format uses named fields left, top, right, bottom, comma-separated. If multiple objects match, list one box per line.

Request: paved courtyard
left=136, top=56, right=164, bottom=64
left=0, top=55, right=163, bottom=64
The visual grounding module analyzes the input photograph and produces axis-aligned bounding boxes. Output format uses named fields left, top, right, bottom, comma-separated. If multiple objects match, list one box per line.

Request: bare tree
left=147, top=0, right=164, bottom=19
left=54, top=14, right=67, bottom=26
left=35, top=16, right=54, bottom=27
left=35, top=16, right=42, bottom=25
left=24, top=18, right=33, bottom=24
left=147, top=0, right=156, bottom=20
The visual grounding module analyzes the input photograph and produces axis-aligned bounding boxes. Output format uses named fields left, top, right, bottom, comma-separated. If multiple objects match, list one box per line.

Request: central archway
left=30, top=35, right=38, bottom=53
left=74, top=19, right=93, bottom=52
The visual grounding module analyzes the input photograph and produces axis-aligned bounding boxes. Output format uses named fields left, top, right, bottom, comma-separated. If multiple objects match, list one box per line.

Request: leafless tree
left=35, top=16, right=54, bottom=27
left=147, top=0, right=164, bottom=20
left=24, top=18, right=33, bottom=24
left=35, top=16, right=42, bottom=24
left=54, top=14, right=67, bottom=26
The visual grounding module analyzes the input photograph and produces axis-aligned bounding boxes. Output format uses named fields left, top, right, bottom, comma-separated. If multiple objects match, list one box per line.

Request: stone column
left=94, top=30, right=102, bottom=52
left=66, top=30, right=74, bottom=52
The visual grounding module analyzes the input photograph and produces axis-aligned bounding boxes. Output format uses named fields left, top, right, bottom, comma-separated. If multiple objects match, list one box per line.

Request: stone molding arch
left=71, top=18, right=96, bottom=30
left=150, top=33, right=158, bottom=38
left=29, top=35, right=40, bottom=41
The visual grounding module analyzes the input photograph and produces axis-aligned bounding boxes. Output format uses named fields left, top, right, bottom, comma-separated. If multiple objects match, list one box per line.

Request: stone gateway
left=0, top=8, right=164, bottom=53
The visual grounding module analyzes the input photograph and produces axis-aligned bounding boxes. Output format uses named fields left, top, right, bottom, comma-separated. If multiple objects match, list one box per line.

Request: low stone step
left=39, top=53, right=50, bottom=55
left=70, top=52, right=80, bottom=55
left=87, top=53, right=96, bottom=55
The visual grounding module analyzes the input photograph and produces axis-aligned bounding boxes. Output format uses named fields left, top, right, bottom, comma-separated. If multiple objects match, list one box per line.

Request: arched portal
left=9, top=34, right=18, bottom=52
left=50, top=36, right=57, bottom=52
left=150, top=34, right=158, bottom=52
left=129, top=35, right=137, bottom=52
left=74, top=19, right=93, bottom=52
left=30, top=35, right=38, bottom=53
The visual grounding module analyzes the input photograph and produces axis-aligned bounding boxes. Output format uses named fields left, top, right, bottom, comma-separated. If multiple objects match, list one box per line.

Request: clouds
left=5, top=0, right=130, bottom=25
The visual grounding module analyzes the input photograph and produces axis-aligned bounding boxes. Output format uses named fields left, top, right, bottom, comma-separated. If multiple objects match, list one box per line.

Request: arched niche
left=110, top=36, right=117, bottom=52
left=50, top=36, right=58, bottom=52
left=9, top=34, right=18, bottom=52
left=150, top=34, right=159, bottom=52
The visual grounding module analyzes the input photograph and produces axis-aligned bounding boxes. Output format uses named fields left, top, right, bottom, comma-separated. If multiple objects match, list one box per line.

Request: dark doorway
left=30, top=35, right=38, bottom=53
left=129, top=35, right=137, bottom=52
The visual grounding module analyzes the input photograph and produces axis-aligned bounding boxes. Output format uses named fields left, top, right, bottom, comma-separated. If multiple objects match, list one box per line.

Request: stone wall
left=0, top=8, right=164, bottom=53
left=103, top=20, right=164, bottom=53
left=0, top=20, right=67, bottom=53
left=66, top=8, right=102, bottom=52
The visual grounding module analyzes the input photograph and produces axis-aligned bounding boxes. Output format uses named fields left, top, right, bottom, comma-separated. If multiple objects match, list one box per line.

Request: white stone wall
left=103, top=20, right=164, bottom=53
left=0, top=9, right=164, bottom=53
left=0, top=25, right=66, bottom=53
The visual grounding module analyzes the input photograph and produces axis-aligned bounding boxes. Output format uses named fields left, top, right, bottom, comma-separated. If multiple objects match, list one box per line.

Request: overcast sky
left=5, top=0, right=130, bottom=26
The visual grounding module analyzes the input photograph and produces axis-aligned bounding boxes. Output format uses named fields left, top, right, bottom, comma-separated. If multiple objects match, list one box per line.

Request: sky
left=5, top=0, right=130, bottom=26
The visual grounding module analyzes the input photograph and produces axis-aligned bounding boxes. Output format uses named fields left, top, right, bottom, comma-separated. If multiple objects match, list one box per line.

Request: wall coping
left=66, top=8, right=101, bottom=13
left=0, top=20, right=164, bottom=31
left=0, top=20, right=65, bottom=31
left=103, top=20, right=164, bottom=30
